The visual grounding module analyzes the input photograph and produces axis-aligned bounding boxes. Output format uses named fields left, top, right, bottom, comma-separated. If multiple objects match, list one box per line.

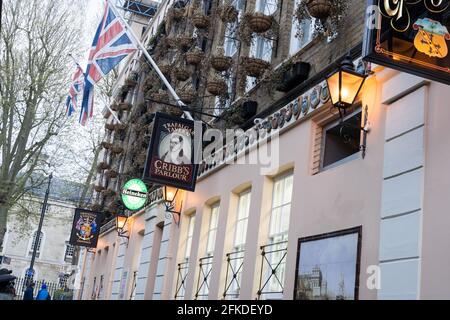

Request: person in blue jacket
left=36, top=283, right=51, bottom=300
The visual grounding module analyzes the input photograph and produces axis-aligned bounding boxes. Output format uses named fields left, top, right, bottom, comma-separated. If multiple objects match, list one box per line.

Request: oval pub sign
left=121, top=179, right=148, bottom=211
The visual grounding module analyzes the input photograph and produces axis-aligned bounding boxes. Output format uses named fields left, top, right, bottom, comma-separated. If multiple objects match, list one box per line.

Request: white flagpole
left=109, top=2, right=194, bottom=121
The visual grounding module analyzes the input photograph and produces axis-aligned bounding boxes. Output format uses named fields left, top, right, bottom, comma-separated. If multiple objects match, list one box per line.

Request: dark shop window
left=321, top=108, right=362, bottom=170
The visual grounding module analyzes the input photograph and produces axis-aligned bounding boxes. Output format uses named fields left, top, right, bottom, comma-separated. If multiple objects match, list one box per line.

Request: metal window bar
left=129, top=271, right=138, bottom=300
left=174, top=261, right=189, bottom=300
left=78, top=277, right=86, bottom=300
left=256, top=240, right=288, bottom=299
left=194, top=256, right=214, bottom=300
left=222, top=249, right=245, bottom=299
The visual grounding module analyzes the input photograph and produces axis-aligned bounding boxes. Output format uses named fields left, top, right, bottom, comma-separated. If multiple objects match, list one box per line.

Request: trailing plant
left=218, top=1, right=239, bottom=23
left=294, top=0, right=348, bottom=39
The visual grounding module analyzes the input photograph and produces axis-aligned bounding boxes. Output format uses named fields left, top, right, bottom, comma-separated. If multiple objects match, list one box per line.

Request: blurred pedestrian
left=23, top=282, right=35, bottom=300
left=36, top=283, right=51, bottom=300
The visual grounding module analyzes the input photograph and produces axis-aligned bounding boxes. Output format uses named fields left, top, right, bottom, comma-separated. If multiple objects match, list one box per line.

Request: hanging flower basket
left=186, top=50, right=204, bottom=65
left=111, top=145, right=124, bottom=155
left=178, top=36, right=194, bottom=51
left=179, top=88, right=197, bottom=104
left=103, top=108, right=111, bottom=119
left=174, top=68, right=190, bottom=81
left=101, top=141, right=112, bottom=150
left=119, top=102, right=132, bottom=111
left=90, top=203, right=103, bottom=211
left=93, top=185, right=105, bottom=193
left=219, top=5, right=238, bottom=23
left=114, top=123, right=127, bottom=132
left=105, top=169, right=118, bottom=179
left=107, top=202, right=120, bottom=213
left=97, top=161, right=111, bottom=171
left=306, top=0, right=332, bottom=20
left=248, top=12, right=273, bottom=33
left=124, top=77, right=138, bottom=88
left=168, top=7, right=185, bottom=20
left=159, top=64, right=172, bottom=76
left=150, top=90, right=169, bottom=102
left=242, top=57, right=271, bottom=77
left=211, top=55, right=233, bottom=72
left=135, top=153, right=147, bottom=166
left=207, top=78, right=228, bottom=96
left=165, top=37, right=178, bottom=48
left=110, top=103, right=119, bottom=111
left=167, top=106, right=184, bottom=117
left=191, top=13, right=210, bottom=29
left=105, top=123, right=115, bottom=131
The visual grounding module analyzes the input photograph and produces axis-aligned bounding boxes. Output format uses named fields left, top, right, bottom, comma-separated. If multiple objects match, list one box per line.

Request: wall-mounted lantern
left=326, top=55, right=367, bottom=120
left=116, top=212, right=129, bottom=239
left=163, top=186, right=183, bottom=223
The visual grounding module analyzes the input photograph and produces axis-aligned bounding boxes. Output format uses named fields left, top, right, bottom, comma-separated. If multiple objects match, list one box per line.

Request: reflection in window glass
left=185, top=214, right=196, bottom=260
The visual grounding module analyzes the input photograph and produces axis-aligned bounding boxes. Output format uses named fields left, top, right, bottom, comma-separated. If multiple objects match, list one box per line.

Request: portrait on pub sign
left=294, top=227, right=362, bottom=300
left=143, top=112, right=199, bottom=191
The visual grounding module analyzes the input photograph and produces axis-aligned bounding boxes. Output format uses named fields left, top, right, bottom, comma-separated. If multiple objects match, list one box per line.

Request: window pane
left=282, top=175, right=293, bottom=205
left=255, top=0, right=278, bottom=15
left=206, top=205, right=220, bottom=255
left=269, top=207, right=281, bottom=236
left=272, top=180, right=283, bottom=207
left=207, top=229, right=216, bottom=254
left=185, top=215, right=196, bottom=259
left=281, top=204, right=291, bottom=234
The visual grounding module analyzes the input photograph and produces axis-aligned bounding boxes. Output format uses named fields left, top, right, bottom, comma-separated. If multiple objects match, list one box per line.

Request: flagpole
left=68, top=53, right=122, bottom=124
left=109, top=3, right=194, bottom=121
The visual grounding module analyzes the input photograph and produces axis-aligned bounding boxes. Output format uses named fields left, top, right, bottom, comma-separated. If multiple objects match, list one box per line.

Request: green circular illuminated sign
left=121, top=179, right=148, bottom=211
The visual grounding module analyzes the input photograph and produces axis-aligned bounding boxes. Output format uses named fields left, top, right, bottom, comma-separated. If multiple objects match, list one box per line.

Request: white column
left=110, top=238, right=128, bottom=300
left=378, top=73, right=428, bottom=299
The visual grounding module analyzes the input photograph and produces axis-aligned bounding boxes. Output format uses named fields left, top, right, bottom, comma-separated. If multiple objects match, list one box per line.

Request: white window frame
left=184, top=214, right=196, bottom=260
left=233, top=190, right=251, bottom=251
left=268, top=173, right=293, bottom=243
left=64, top=241, right=75, bottom=262
left=27, top=230, right=45, bottom=259
left=229, top=190, right=251, bottom=299
left=289, top=0, right=315, bottom=56
left=205, top=204, right=220, bottom=256
left=262, top=173, right=294, bottom=299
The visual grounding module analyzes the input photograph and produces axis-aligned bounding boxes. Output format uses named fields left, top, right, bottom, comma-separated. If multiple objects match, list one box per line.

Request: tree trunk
left=0, top=203, right=9, bottom=251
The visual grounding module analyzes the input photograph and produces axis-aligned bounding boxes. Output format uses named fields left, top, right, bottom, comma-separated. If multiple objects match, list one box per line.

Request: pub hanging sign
left=363, top=0, right=450, bottom=85
left=69, top=208, right=103, bottom=248
left=143, top=112, right=200, bottom=192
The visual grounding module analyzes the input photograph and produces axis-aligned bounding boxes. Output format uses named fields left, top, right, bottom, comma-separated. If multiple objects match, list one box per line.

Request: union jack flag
left=65, top=64, right=84, bottom=117
left=80, top=0, right=137, bottom=125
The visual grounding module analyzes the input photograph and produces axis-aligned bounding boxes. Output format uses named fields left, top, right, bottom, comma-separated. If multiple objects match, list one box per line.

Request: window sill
left=319, top=151, right=362, bottom=173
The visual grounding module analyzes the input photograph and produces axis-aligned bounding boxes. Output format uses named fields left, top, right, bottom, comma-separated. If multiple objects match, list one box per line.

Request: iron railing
left=129, top=270, right=138, bottom=300
left=222, top=249, right=245, bottom=299
left=174, top=261, right=189, bottom=300
left=256, top=240, right=288, bottom=300
left=13, top=277, right=73, bottom=300
left=194, top=256, right=214, bottom=300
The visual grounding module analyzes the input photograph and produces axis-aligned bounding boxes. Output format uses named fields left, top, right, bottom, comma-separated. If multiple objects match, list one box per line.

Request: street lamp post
left=27, top=173, right=53, bottom=283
